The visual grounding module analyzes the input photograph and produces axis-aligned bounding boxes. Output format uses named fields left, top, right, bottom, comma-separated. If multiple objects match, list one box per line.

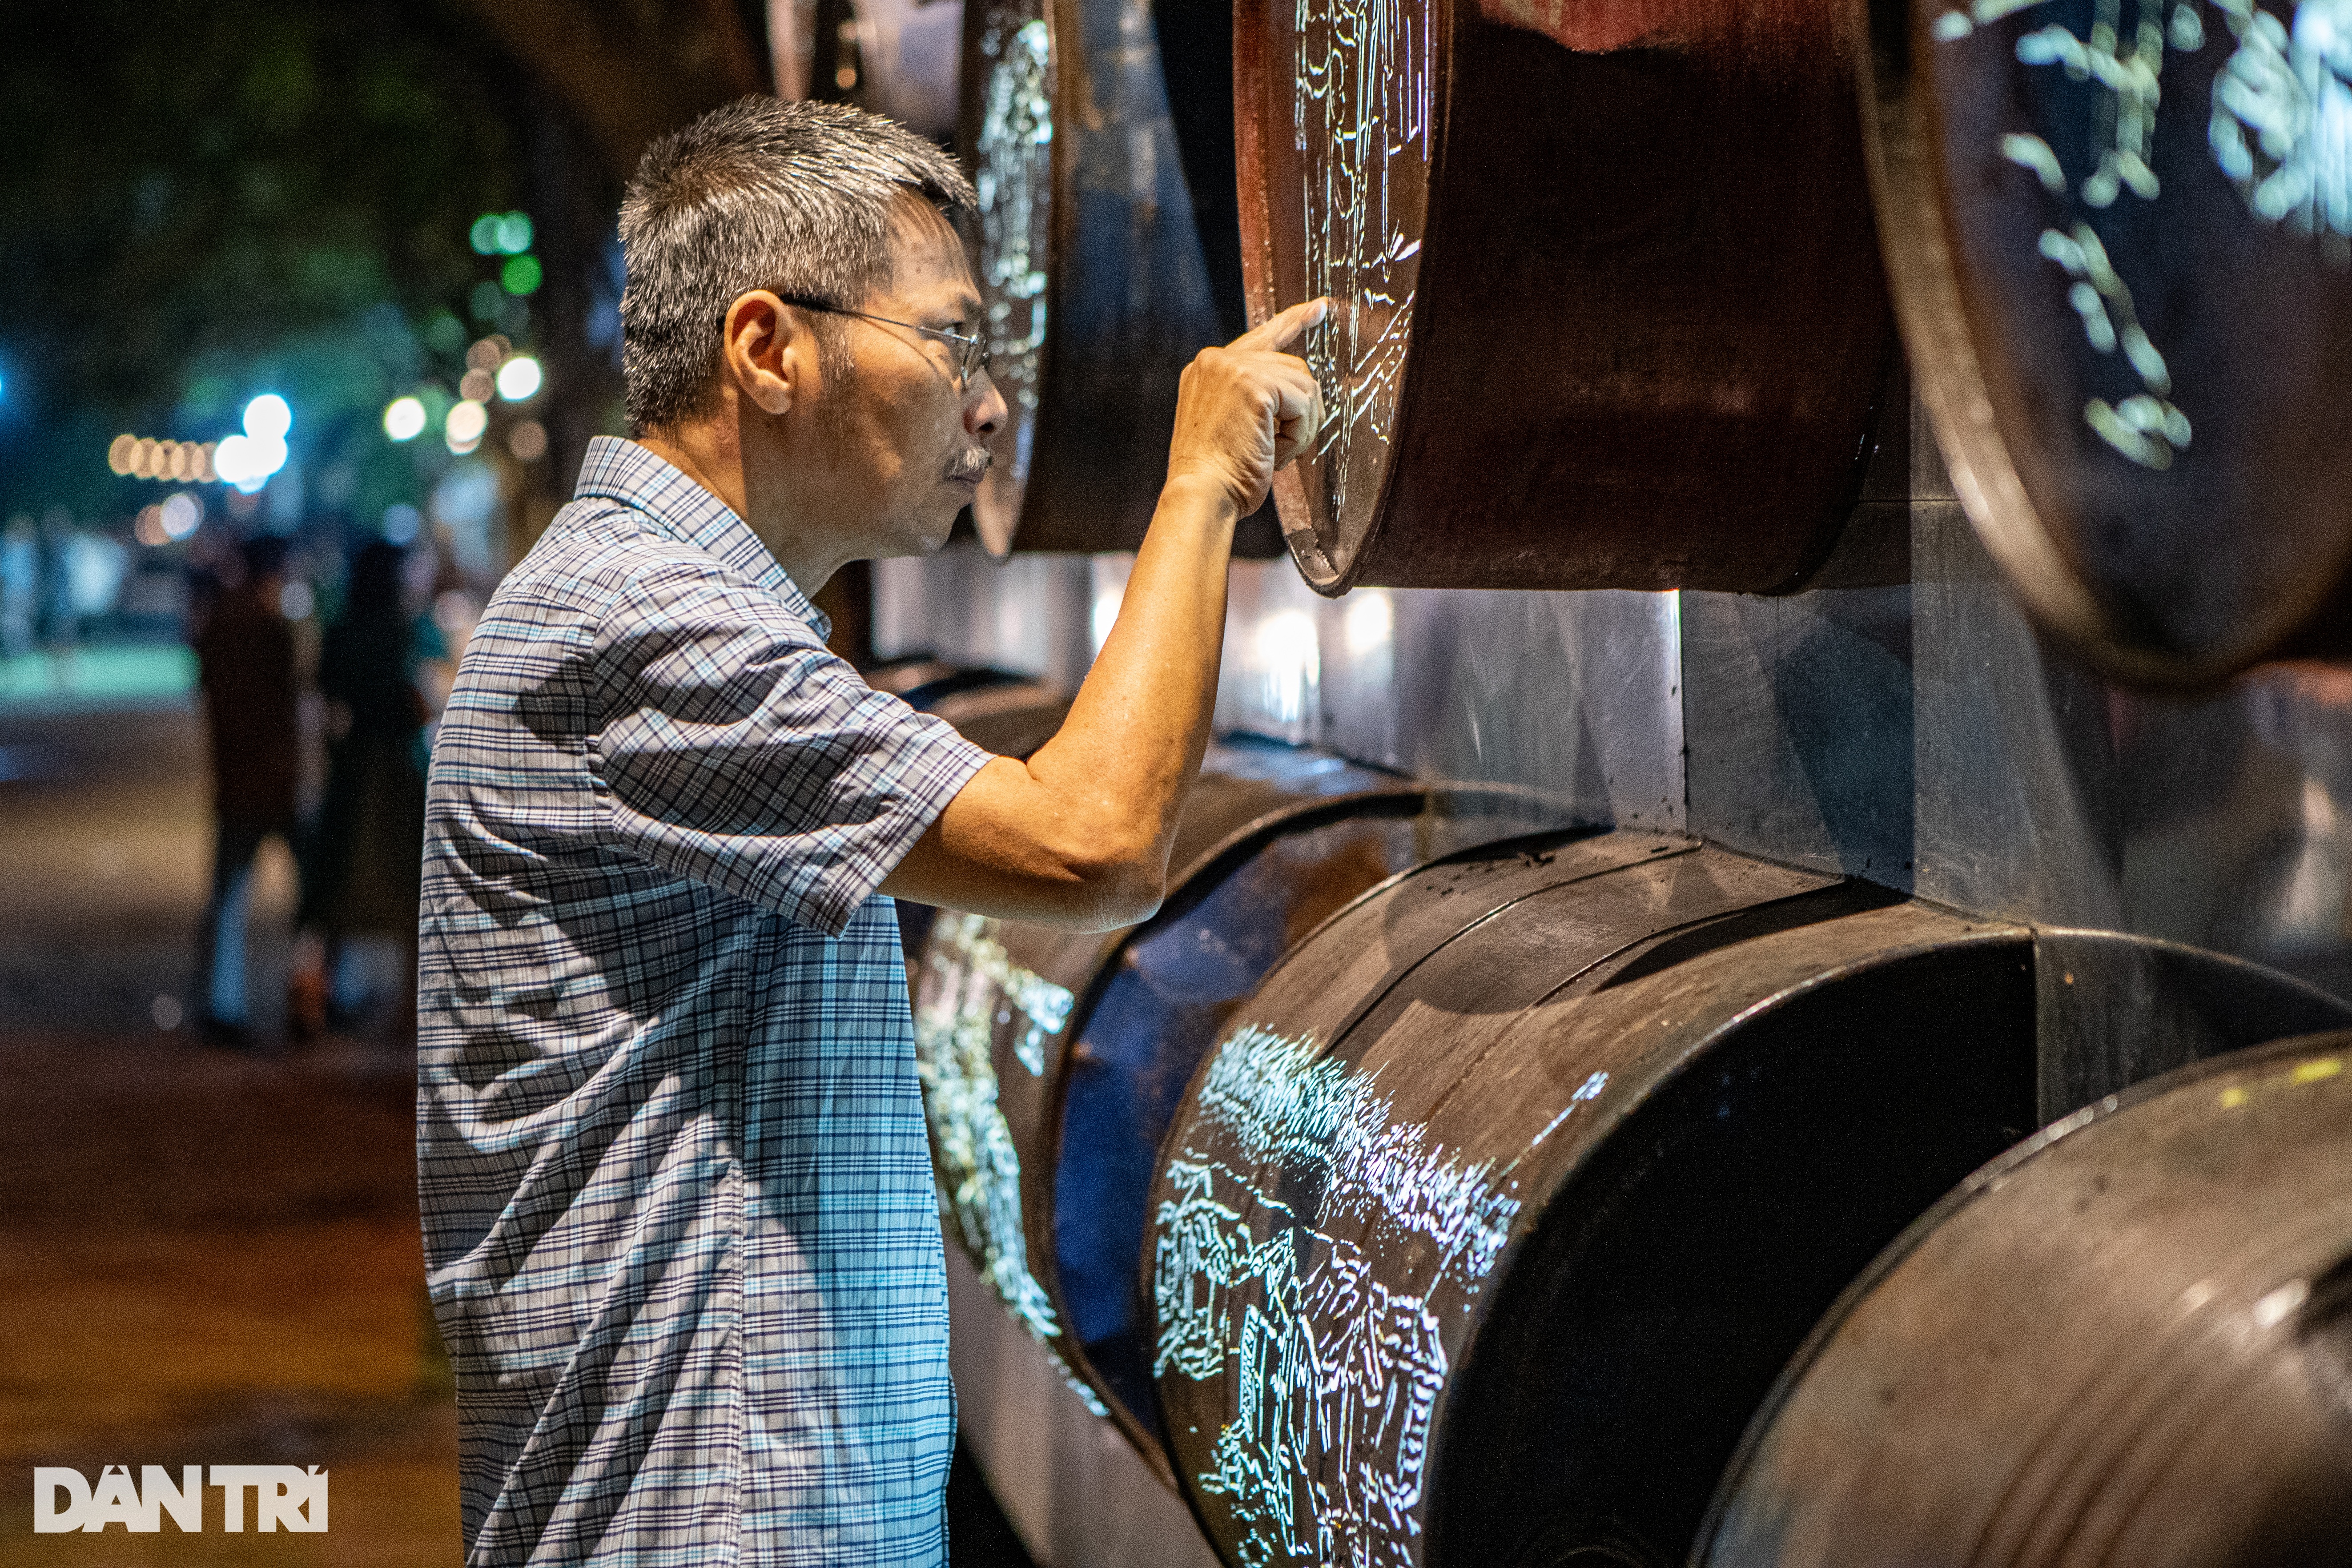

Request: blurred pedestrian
left=289, top=540, right=433, bottom=1040
left=0, top=515, right=37, bottom=661
left=62, top=529, right=127, bottom=632
left=191, top=535, right=301, bottom=1047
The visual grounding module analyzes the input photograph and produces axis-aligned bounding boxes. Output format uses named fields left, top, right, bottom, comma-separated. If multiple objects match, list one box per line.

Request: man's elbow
left=1058, top=836, right=1166, bottom=932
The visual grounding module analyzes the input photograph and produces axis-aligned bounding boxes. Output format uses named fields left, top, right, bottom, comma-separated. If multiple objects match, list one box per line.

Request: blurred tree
left=0, top=0, right=527, bottom=523
left=476, top=0, right=772, bottom=552
left=0, top=0, right=767, bottom=533
left=451, top=0, right=766, bottom=176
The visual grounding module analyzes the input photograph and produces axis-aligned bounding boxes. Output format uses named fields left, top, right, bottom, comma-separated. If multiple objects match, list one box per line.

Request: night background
left=0, top=0, right=778, bottom=580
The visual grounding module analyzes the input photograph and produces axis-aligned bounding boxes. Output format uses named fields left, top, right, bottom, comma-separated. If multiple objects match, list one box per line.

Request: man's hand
left=1163, top=298, right=1329, bottom=520
left=879, top=301, right=1333, bottom=931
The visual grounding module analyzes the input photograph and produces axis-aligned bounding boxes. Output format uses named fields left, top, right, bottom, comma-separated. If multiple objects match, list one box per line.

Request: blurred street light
left=160, top=492, right=201, bottom=539
left=446, top=398, right=488, bottom=454
left=213, top=434, right=286, bottom=493
left=383, top=396, right=427, bottom=442
left=241, top=394, right=292, bottom=442
left=206, top=395, right=294, bottom=493
left=495, top=355, right=543, bottom=401
left=471, top=212, right=533, bottom=255
left=133, top=492, right=204, bottom=548
left=109, top=434, right=219, bottom=482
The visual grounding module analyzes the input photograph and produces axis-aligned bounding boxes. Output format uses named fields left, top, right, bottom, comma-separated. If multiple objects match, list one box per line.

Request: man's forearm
left=877, top=300, right=1323, bottom=929
left=872, top=480, right=1245, bottom=933
left=1017, top=475, right=1242, bottom=914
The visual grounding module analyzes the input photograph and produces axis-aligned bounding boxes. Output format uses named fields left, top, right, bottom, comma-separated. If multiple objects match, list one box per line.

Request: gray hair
left=618, top=96, right=976, bottom=434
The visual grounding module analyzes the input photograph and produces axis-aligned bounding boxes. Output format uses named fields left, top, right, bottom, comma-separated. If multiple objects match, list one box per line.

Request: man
left=417, top=97, right=1321, bottom=1564
left=192, top=534, right=299, bottom=1048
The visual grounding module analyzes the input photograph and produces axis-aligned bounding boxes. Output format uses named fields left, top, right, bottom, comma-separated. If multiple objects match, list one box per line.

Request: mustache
left=945, top=445, right=993, bottom=483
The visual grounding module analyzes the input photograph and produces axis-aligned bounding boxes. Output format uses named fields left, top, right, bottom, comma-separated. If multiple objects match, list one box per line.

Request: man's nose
left=965, top=370, right=1009, bottom=442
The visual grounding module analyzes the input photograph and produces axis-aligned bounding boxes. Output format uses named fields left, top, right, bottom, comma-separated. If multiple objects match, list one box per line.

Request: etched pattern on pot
left=973, top=5, right=1054, bottom=547
left=913, top=911, right=1106, bottom=1414
left=1154, top=1025, right=1523, bottom=1567
left=1290, top=0, right=1432, bottom=544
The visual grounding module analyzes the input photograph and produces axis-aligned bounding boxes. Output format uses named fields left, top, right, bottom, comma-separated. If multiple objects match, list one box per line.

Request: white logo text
left=33, top=1465, right=329, bottom=1532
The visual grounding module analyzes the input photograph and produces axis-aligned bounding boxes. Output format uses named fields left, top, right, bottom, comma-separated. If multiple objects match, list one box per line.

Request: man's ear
left=721, top=290, right=800, bottom=417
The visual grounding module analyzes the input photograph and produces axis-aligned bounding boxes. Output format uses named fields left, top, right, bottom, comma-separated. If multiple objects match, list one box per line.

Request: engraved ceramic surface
left=1149, top=843, right=2215, bottom=1567
left=969, top=0, right=1053, bottom=554
left=1877, top=0, right=2352, bottom=679
left=956, top=0, right=1238, bottom=553
left=1237, top=0, right=1891, bottom=594
left=1050, top=810, right=1444, bottom=1441
left=912, top=910, right=1106, bottom=1411
left=1152, top=1025, right=1524, bottom=1568
left=1262, top=0, right=1434, bottom=578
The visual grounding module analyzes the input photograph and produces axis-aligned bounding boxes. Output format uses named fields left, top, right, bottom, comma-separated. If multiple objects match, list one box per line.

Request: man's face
left=804, top=201, right=1007, bottom=557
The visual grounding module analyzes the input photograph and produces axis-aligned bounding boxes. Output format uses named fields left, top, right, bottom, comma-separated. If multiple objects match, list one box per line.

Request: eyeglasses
left=772, top=292, right=991, bottom=386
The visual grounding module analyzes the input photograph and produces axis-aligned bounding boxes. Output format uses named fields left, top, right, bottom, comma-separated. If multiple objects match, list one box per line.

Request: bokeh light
left=381, top=503, right=422, bottom=545
left=135, top=492, right=204, bottom=547
left=110, top=434, right=220, bottom=483
left=445, top=398, right=488, bottom=454
left=469, top=212, right=532, bottom=256
left=241, top=394, right=292, bottom=442
left=434, top=589, right=478, bottom=636
left=459, top=369, right=495, bottom=403
left=470, top=211, right=532, bottom=255
left=507, top=419, right=548, bottom=462
left=500, top=255, right=543, bottom=296
left=383, top=396, right=426, bottom=442
left=159, top=491, right=201, bottom=539
left=213, top=436, right=253, bottom=488
left=213, top=432, right=286, bottom=493
left=495, top=355, right=542, bottom=401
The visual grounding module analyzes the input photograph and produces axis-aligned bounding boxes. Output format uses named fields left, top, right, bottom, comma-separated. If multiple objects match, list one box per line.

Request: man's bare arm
left=877, top=298, right=1327, bottom=930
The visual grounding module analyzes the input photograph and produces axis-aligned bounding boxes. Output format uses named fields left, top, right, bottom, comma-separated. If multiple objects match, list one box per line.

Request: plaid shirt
left=418, top=438, right=993, bottom=1567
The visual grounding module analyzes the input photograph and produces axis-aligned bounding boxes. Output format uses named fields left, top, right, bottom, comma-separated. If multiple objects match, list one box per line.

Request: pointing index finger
left=1232, top=296, right=1331, bottom=354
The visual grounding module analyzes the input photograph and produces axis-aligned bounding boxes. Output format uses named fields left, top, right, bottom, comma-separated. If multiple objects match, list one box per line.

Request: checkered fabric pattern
left=418, top=437, right=993, bottom=1567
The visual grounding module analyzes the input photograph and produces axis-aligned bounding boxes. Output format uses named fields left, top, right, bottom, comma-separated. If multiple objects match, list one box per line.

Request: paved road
left=0, top=700, right=457, bottom=1563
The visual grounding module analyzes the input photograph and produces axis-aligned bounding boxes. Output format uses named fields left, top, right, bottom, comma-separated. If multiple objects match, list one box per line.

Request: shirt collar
left=571, top=435, right=832, bottom=643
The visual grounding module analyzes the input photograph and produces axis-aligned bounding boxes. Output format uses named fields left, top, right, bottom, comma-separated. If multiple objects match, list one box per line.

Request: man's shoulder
left=433, top=503, right=670, bottom=720
left=494, top=497, right=805, bottom=638
left=497, top=499, right=703, bottom=615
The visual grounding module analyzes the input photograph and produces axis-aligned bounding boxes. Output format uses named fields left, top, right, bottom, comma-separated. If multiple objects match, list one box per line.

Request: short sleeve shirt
left=417, top=437, right=992, bottom=1567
